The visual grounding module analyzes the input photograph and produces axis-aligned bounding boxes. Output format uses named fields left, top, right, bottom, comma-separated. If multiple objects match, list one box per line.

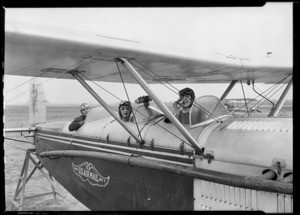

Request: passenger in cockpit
left=119, top=101, right=134, bottom=122
left=68, top=103, right=90, bottom=131
left=173, top=87, right=195, bottom=124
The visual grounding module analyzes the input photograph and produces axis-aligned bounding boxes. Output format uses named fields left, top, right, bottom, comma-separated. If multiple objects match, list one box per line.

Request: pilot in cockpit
left=173, top=87, right=195, bottom=124
left=68, top=103, right=90, bottom=131
left=119, top=101, right=134, bottom=122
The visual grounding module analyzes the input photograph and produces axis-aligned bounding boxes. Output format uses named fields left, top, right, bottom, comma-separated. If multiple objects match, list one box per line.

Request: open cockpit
left=83, top=95, right=232, bottom=129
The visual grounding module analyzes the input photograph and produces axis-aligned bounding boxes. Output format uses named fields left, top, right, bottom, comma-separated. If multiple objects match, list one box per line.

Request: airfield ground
left=4, top=132, right=89, bottom=211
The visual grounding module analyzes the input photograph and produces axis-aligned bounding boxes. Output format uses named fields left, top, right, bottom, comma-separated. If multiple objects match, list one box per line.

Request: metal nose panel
left=226, top=120, right=292, bottom=133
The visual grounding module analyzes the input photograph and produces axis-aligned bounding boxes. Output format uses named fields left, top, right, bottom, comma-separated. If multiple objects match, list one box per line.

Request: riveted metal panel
left=261, top=122, right=271, bottom=131
left=210, top=198, right=218, bottom=210
left=281, top=122, right=292, bottom=132
left=256, top=121, right=265, bottom=131
left=206, top=182, right=212, bottom=209
left=234, top=187, right=240, bottom=206
left=245, top=189, right=251, bottom=209
left=224, top=185, right=230, bottom=204
left=201, top=179, right=206, bottom=197
left=257, top=191, right=277, bottom=212
left=193, top=179, right=202, bottom=210
left=268, top=121, right=280, bottom=132
left=274, top=124, right=283, bottom=132
left=219, top=184, right=224, bottom=202
left=203, top=181, right=210, bottom=210
left=285, top=195, right=292, bottom=212
left=254, top=121, right=264, bottom=131
left=229, top=186, right=235, bottom=205
left=251, top=190, right=258, bottom=210
left=240, top=188, right=246, bottom=208
left=269, top=121, right=280, bottom=131
left=214, top=183, right=219, bottom=201
left=210, top=182, right=215, bottom=201
left=194, top=178, right=293, bottom=212
left=277, top=194, right=285, bottom=213
left=225, top=119, right=292, bottom=133
left=285, top=122, right=293, bottom=132
left=204, top=118, right=292, bottom=170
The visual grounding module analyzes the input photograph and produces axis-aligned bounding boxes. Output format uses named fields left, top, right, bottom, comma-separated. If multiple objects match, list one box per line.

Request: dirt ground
left=4, top=133, right=89, bottom=211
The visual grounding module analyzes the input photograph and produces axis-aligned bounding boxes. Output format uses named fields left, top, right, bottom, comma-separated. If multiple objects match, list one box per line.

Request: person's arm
left=173, top=98, right=183, bottom=118
left=68, top=116, right=85, bottom=131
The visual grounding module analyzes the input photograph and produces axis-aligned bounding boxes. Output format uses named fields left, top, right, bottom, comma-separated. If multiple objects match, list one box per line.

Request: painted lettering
left=72, top=161, right=110, bottom=187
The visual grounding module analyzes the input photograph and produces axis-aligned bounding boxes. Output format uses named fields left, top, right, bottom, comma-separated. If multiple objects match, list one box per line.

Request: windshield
left=190, top=96, right=231, bottom=127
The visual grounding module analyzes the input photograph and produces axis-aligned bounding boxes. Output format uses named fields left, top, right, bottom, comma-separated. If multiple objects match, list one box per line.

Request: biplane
left=4, top=10, right=293, bottom=212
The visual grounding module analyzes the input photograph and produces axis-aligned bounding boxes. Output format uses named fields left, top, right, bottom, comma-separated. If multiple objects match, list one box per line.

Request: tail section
left=29, top=79, right=47, bottom=126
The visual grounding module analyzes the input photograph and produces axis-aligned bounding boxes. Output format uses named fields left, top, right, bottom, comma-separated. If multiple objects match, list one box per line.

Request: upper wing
left=5, top=19, right=292, bottom=84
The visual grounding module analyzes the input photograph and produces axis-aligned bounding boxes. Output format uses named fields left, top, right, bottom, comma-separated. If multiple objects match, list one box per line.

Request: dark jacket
left=68, top=115, right=86, bottom=131
left=178, top=110, right=190, bottom=124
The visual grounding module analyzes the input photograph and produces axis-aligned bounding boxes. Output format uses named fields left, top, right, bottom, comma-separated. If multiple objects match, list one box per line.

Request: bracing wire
left=252, top=82, right=275, bottom=108
left=242, top=82, right=287, bottom=117
left=132, top=58, right=244, bottom=121
left=4, top=52, right=197, bottom=149
left=132, top=59, right=180, bottom=94
left=232, top=75, right=291, bottom=117
left=251, top=75, right=291, bottom=109
left=79, top=72, right=195, bottom=149
left=5, top=58, right=92, bottom=103
left=129, top=59, right=221, bottom=122
left=5, top=45, right=111, bottom=96
left=4, top=57, right=88, bottom=94
left=131, top=59, right=221, bottom=121
left=5, top=70, right=50, bottom=94
left=5, top=71, right=65, bottom=103
left=250, top=76, right=290, bottom=110
left=250, top=85, right=277, bottom=110
left=231, top=83, right=272, bottom=117
left=257, top=81, right=289, bottom=115
left=231, top=76, right=285, bottom=115
left=115, top=60, right=143, bottom=140
left=80, top=73, right=122, bottom=101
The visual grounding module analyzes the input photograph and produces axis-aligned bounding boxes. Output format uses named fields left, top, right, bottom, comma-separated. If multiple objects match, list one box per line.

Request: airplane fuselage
left=34, top=104, right=292, bottom=211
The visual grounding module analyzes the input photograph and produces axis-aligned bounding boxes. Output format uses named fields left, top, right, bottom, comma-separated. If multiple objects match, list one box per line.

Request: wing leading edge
left=5, top=19, right=292, bottom=84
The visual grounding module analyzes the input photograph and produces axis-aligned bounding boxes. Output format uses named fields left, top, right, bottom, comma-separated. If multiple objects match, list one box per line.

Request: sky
left=3, top=3, right=293, bottom=105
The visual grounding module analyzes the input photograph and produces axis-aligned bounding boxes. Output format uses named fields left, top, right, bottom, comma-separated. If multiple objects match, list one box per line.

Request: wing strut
left=118, top=58, right=203, bottom=153
left=268, top=77, right=293, bottom=117
left=220, top=80, right=238, bottom=101
left=68, top=70, right=143, bottom=144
